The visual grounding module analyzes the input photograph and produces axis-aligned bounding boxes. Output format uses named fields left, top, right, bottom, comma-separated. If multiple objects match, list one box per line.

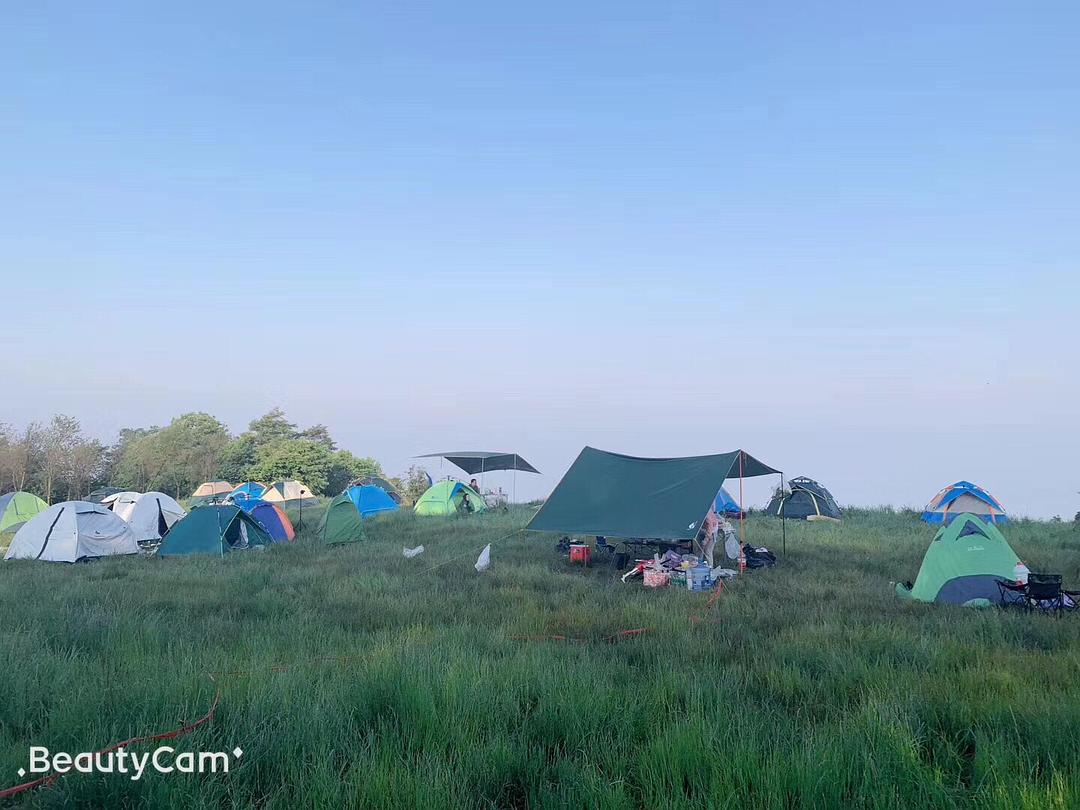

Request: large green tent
left=527, top=447, right=780, bottom=540
left=896, top=513, right=1021, bottom=606
left=414, top=480, right=486, bottom=516
left=0, top=491, right=49, bottom=551
left=318, top=493, right=366, bottom=545
left=158, top=505, right=273, bottom=557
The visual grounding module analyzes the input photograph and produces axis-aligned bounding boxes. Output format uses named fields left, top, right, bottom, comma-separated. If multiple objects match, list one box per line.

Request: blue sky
left=4, top=1, right=1078, bottom=516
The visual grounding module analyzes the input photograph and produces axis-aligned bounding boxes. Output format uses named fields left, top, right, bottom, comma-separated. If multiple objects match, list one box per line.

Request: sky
left=3, top=1, right=1078, bottom=517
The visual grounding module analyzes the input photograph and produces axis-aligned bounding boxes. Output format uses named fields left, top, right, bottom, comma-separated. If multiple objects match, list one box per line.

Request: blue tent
left=345, top=484, right=399, bottom=518
left=235, top=498, right=295, bottom=542
left=922, top=481, right=1008, bottom=525
left=230, top=482, right=267, bottom=501
left=714, top=487, right=742, bottom=516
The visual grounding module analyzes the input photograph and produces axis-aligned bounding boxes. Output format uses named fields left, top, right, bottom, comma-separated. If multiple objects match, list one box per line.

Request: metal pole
left=781, top=471, right=787, bottom=556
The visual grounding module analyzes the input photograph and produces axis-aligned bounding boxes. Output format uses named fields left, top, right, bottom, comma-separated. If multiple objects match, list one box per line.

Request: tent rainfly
left=235, top=499, right=295, bottom=543
left=765, top=477, right=842, bottom=522
left=5, top=501, right=140, bottom=562
left=922, top=481, right=1007, bottom=525
left=0, top=491, right=49, bottom=550
left=414, top=480, right=486, bottom=516
left=896, top=513, right=1020, bottom=606
left=115, top=491, right=186, bottom=543
left=191, top=481, right=234, bottom=500
left=158, top=505, right=274, bottom=557
left=527, top=447, right=781, bottom=541
left=260, top=480, right=317, bottom=505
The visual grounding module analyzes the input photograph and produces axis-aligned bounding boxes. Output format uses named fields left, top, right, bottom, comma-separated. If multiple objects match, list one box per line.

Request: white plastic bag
left=403, top=545, right=425, bottom=559
left=474, top=544, right=491, bottom=573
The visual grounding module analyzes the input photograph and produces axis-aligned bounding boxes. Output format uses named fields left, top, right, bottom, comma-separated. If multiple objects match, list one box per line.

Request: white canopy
left=123, top=491, right=186, bottom=543
left=5, top=501, right=139, bottom=562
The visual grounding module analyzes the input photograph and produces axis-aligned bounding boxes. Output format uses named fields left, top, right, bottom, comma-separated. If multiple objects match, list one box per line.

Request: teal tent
left=158, top=505, right=274, bottom=557
left=528, top=447, right=780, bottom=540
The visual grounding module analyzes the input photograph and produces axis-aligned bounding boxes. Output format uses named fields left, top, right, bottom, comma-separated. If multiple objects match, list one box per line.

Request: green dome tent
left=896, top=513, right=1021, bottom=607
left=414, top=480, right=486, bottom=516
left=158, top=505, right=274, bottom=557
left=318, top=493, right=365, bottom=545
left=0, top=491, right=48, bottom=552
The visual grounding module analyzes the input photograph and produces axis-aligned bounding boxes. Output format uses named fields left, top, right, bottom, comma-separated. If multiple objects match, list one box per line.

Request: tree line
left=0, top=408, right=421, bottom=503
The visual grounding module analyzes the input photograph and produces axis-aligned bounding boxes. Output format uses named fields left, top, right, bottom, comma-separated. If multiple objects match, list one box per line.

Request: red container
left=569, top=544, right=591, bottom=564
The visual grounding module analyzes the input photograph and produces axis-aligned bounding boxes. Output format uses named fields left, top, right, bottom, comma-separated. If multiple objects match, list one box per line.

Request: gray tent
left=5, top=501, right=140, bottom=562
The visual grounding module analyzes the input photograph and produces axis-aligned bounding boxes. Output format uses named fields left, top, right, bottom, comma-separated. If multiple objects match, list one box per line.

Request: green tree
left=325, top=451, right=383, bottom=495
left=218, top=433, right=258, bottom=483
left=399, top=465, right=432, bottom=506
left=298, top=424, right=336, bottom=450
left=39, top=415, right=82, bottom=503
left=248, top=408, right=298, bottom=447
left=112, top=414, right=229, bottom=498
left=248, top=439, right=333, bottom=494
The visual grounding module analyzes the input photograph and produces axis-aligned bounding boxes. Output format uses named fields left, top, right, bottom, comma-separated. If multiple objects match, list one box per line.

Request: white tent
left=121, top=491, right=186, bottom=543
left=102, top=490, right=141, bottom=514
left=5, top=501, right=139, bottom=562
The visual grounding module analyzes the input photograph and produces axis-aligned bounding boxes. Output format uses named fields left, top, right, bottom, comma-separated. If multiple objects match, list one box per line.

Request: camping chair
left=997, top=580, right=1027, bottom=609
left=1025, top=573, right=1065, bottom=615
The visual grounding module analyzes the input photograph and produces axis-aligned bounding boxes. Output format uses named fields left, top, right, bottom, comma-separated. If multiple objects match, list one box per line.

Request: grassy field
left=2, top=506, right=1079, bottom=808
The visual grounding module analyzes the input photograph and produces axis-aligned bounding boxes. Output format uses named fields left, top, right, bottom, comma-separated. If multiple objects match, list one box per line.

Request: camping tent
left=5, top=501, right=140, bottom=562
left=765, top=477, right=842, bottom=522
left=319, top=494, right=363, bottom=545
left=0, top=491, right=48, bottom=551
left=260, top=480, right=317, bottom=506
left=414, top=480, right=487, bottom=516
left=230, top=482, right=267, bottom=501
left=235, top=499, right=295, bottom=543
left=158, top=505, right=274, bottom=557
left=350, top=476, right=403, bottom=504
left=345, top=484, right=399, bottom=518
left=527, top=447, right=780, bottom=539
left=896, top=513, right=1020, bottom=606
left=116, top=492, right=186, bottom=543
left=102, top=490, right=140, bottom=510
left=922, top=481, right=1007, bottom=525
left=715, top=487, right=742, bottom=517
left=85, top=487, right=123, bottom=504
left=191, top=481, right=234, bottom=499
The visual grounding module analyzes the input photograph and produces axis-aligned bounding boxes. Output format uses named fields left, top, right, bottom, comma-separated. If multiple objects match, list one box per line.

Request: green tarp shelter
left=414, top=480, right=486, bottom=516
left=416, top=452, right=540, bottom=475
left=158, top=505, right=274, bottom=557
left=0, top=491, right=49, bottom=550
left=527, top=447, right=780, bottom=539
left=318, top=493, right=365, bottom=545
left=896, top=513, right=1020, bottom=606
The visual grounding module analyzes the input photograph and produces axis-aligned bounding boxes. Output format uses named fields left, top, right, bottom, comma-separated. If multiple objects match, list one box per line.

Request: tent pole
left=781, top=472, right=786, bottom=556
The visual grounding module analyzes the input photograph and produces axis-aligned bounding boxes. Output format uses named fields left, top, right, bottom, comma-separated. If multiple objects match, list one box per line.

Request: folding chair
left=1025, top=573, right=1064, bottom=615
left=997, top=579, right=1027, bottom=609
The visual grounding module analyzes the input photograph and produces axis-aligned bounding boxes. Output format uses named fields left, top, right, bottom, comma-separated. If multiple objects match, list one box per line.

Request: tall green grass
left=1, top=508, right=1079, bottom=807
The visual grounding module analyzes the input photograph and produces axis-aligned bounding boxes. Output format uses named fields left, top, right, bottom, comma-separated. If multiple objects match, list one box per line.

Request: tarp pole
left=738, top=452, right=746, bottom=572
left=781, top=472, right=786, bottom=556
